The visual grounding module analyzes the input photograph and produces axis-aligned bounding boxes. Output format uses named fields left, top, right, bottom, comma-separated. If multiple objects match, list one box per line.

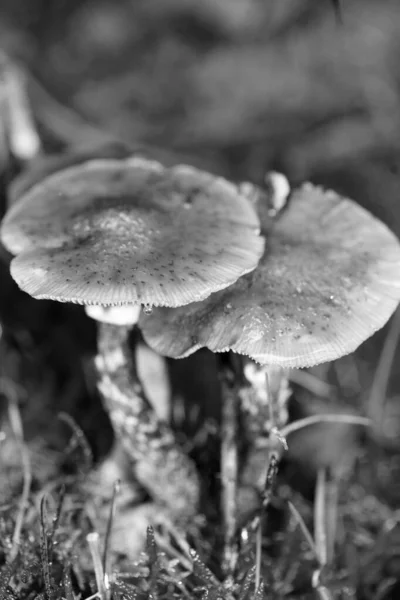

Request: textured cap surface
left=1, top=156, right=264, bottom=307
left=140, top=184, right=400, bottom=367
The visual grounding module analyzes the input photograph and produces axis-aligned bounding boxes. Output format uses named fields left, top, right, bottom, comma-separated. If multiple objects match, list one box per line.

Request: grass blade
left=7, top=394, right=31, bottom=563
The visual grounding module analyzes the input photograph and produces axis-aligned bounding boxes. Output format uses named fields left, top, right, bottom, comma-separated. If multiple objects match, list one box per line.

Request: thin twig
left=255, top=525, right=262, bottom=593
left=287, top=501, right=319, bottom=562
left=87, top=532, right=110, bottom=600
left=314, top=469, right=328, bottom=567
left=40, top=495, right=52, bottom=600
left=255, top=454, right=279, bottom=590
left=102, top=480, right=120, bottom=579
left=279, top=414, right=371, bottom=440
left=153, top=522, right=193, bottom=572
left=58, top=412, right=94, bottom=473
left=7, top=396, right=32, bottom=563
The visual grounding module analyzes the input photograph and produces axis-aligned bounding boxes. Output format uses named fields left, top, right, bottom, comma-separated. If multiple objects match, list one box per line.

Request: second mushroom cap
left=139, top=183, right=400, bottom=367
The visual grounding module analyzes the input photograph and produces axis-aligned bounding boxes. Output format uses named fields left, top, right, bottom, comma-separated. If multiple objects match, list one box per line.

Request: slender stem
left=314, top=469, right=328, bottom=567
left=240, top=363, right=290, bottom=491
left=102, top=480, right=120, bottom=580
left=220, top=376, right=239, bottom=580
left=255, top=524, right=262, bottom=592
left=280, top=413, right=371, bottom=439
left=236, top=361, right=289, bottom=580
left=7, top=394, right=32, bottom=563
left=95, top=323, right=199, bottom=520
left=254, top=453, right=279, bottom=589
left=39, top=496, right=52, bottom=600
left=287, top=500, right=319, bottom=561
left=87, top=532, right=109, bottom=600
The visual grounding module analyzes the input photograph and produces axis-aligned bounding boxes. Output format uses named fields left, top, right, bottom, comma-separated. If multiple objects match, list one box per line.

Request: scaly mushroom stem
left=95, top=323, right=200, bottom=520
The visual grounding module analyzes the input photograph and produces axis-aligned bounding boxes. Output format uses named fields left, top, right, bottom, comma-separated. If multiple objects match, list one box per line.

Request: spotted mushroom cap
left=0, top=155, right=264, bottom=307
left=139, top=183, right=400, bottom=368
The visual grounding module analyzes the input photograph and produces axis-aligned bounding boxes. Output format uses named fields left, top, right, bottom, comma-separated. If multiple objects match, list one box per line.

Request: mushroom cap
left=139, top=184, right=400, bottom=368
left=0, top=155, right=264, bottom=307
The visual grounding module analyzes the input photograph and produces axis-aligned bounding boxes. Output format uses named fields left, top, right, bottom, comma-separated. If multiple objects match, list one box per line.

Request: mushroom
left=139, top=182, right=400, bottom=367
left=138, top=180, right=400, bottom=531
left=0, top=153, right=264, bottom=519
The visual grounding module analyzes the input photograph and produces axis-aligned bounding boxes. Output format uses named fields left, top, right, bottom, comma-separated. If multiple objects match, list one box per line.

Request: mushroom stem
left=95, top=323, right=200, bottom=520
left=220, top=371, right=239, bottom=580
left=242, top=363, right=290, bottom=437
left=238, top=364, right=291, bottom=511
